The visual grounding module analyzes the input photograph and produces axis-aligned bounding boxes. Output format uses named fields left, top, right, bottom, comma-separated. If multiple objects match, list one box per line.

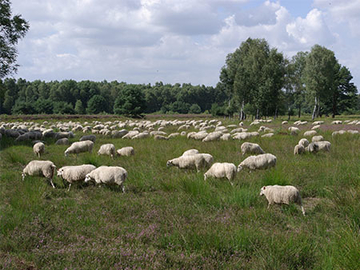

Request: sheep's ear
left=263, top=186, right=266, bottom=190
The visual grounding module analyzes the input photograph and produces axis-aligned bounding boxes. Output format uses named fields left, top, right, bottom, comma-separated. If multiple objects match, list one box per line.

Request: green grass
left=1, top=116, right=360, bottom=269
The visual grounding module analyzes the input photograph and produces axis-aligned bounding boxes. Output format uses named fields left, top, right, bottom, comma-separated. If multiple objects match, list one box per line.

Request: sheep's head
left=64, top=150, right=69, bottom=157
left=57, top=168, right=64, bottom=177
left=260, top=186, right=266, bottom=196
left=84, top=174, right=92, bottom=183
left=237, top=165, right=243, bottom=173
left=166, top=160, right=173, bottom=167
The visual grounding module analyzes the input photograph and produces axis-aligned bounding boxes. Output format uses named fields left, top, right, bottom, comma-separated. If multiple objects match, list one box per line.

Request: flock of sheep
left=2, top=117, right=358, bottom=216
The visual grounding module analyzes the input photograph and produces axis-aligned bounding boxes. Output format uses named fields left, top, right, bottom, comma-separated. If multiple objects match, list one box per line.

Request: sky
left=10, top=0, right=360, bottom=88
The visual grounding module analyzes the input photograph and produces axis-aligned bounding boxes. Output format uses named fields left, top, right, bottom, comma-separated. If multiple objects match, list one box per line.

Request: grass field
left=1, top=116, right=360, bottom=269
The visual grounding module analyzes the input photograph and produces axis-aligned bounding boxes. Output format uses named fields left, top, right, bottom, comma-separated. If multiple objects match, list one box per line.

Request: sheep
left=312, top=135, right=324, bottom=142
left=80, top=134, right=96, bottom=142
left=182, top=149, right=199, bottom=156
left=55, top=138, right=69, bottom=145
left=260, top=185, right=305, bottom=216
left=84, top=166, right=127, bottom=192
left=166, top=154, right=206, bottom=172
left=298, top=138, right=309, bottom=148
left=117, top=146, right=135, bottom=157
left=305, top=142, right=319, bottom=153
left=65, top=140, right=94, bottom=156
left=261, top=133, right=274, bottom=138
left=22, top=160, right=56, bottom=188
left=303, top=130, right=317, bottom=137
left=199, top=153, right=214, bottom=168
left=33, top=142, right=45, bottom=157
left=238, top=153, right=277, bottom=172
left=204, top=162, right=237, bottom=186
left=57, top=164, right=96, bottom=191
left=294, top=144, right=305, bottom=155
left=97, top=143, right=116, bottom=158
left=315, top=141, right=331, bottom=152
left=288, top=127, right=300, bottom=135
left=202, top=131, right=222, bottom=142
left=241, top=142, right=265, bottom=156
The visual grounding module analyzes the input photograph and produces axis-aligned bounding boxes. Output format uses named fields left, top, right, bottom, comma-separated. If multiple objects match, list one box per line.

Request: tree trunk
left=312, top=96, right=317, bottom=120
left=298, top=104, right=301, bottom=118
left=332, top=94, right=336, bottom=118
left=274, top=107, right=277, bottom=120
left=256, top=108, right=259, bottom=119
left=239, top=100, right=245, bottom=120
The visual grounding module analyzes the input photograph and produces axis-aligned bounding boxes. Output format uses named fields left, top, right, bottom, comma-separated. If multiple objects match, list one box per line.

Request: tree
left=74, top=99, right=85, bottom=114
left=189, top=104, right=201, bottom=114
left=113, top=84, right=146, bottom=117
left=219, top=38, right=285, bottom=119
left=304, top=45, right=337, bottom=119
left=0, top=0, right=29, bottom=78
left=86, top=94, right=107, bottom=114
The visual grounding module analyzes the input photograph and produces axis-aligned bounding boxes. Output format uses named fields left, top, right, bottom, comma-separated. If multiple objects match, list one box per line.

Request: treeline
left=0, top=79, right=226, bottom=116
left=0, top=38, right=359, bottom=118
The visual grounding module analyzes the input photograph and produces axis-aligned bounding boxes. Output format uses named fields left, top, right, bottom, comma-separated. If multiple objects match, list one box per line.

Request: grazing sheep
left=85, top=166, right=127, bottom=192
left=55, top=138, right=69, bottom=145
left=154, top=135, right=169, bottom=140
left=315, top=141, right=331, bottom=152
left=238, top=153, right=277, bottom=172
left=80, top=134, right=96, bottom=142
left=117, top=146, right=135, bottom=157
left=261, top=133, right=274, bottom=138
left=112, top=129, right=128, bottom=138
left=65, top=140, right=94, bottom=156
left=288, top=127, right=300, bottom=136
left=241, top=142, right=265, bottom=156
left=298, top=138, right=309, bottom=148
left=57, top=164, right=96, bottom=191
left=282, top=121, right=288, bottom=125
left=22, top=160, right=56, bottom=188
left=294, top=144, right=305, bottom=155
left=166, top=154, right=206, bottom=172
left=182, top=149, right=200, bottom=156
left=260, top=185, right=305, bottom=216
left=312, top=135, right=324, bottom=142
left=303, top=130, right=317, bottom=137
left=33, top=142, right=45, bottom=157
left=97, top=143, right=116, bottom=158
left=198, top=153, right=214, bottom=168
left=202, top=131, right=222, bottom=142
left=204, top=162, right=237, bottom=186
left=305, top=142, right=319, bottom=153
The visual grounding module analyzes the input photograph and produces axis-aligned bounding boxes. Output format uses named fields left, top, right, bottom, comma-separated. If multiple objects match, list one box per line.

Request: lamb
left=204, top=162, right=237, bottom=186
left=117, top=146, right=135, bottom=157
left=65, top=140, right=94, bottom=156
left=57, top=164, right=96, bottom=191
left=166, top=154, right=207, bottom=172
left=238, top=153, right=277, bottom=172
left=241, top=142, right=265, bottom=156
left=33, top=142, right=45, bottom=157
left=97, top=143, right=116, bottom=158
left=22, top=160, right=56, bottom=188
left=260, top=185, right=305, bottom=216
left=294, top=144, right=305, bottom=155
left=84, top=166, right=127, bottom=192
left=80, top=134, right=96, bottom=142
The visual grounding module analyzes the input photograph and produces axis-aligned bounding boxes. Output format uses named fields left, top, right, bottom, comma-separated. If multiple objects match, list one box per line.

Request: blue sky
left=11, top=0, right=360, bottom=88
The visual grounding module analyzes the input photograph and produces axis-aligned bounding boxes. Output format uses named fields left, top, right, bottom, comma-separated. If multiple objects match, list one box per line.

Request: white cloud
left=9, top=0, right=360, bottom=88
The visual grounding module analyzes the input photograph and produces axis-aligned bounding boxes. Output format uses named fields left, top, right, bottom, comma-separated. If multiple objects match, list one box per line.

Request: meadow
left=1, top=115, right=360, bottom=269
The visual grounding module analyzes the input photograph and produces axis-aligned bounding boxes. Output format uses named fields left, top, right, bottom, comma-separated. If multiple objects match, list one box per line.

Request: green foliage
left=86, top=94, right=108, bottom=114
left=0, top=0, right=29, bottom=78
left=11, top=100, right=36, bottom=114
left=53, top=101, right=74, bottom=114
left=35, top=98, right=53, bottom=114
left=74, top=99, right=85, bottom=114
left=189, top=103, right=201, bottom=114
left=113, top=84, right=146, bottom=117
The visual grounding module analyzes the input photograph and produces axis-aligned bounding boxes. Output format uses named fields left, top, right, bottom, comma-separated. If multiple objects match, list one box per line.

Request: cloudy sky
left=11, top=0, right=360, bottom=88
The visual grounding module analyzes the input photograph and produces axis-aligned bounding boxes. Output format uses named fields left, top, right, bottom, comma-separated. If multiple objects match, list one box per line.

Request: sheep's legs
left=67, top=183, right=72, bottom=192
left=301, top=206, right=306, bottom=216
left=49, top=179, right=55, bottom=189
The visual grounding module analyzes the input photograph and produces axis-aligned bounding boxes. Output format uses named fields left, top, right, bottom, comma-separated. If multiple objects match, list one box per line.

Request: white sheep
left=97, top=143, right=116, bottom=158
left=294, top=144, right=305, bottom=155
left=305, top=142, right=319, bottom=153
left=315, top=141, right=331, bottom=152
left=312, top=135, right=324, bottom=142
left=288, top=127, right=300, bottom=135
left=238, top=153, right=277, bottom=172
left=85, top=166, right=127, bottom=192
left=303, top=130, right=317, bottom=137
left=57, top=164, right=96, bottom=191
left=260, top=185, right=305, bottom=216
left=202, top=131, right=222, bottom=142
left=117, top=146, right=135, bottom=157
left=204, top=162, right=237, bottom=186
left=298, top=138, right=309, bottom=148
left=65, top=140, right=94, bottom=156
left=182, top=149, right=200, bottom=156
left=241, top=142, right=265, bottom=156
left=33, top=142, right=45, bottom=157
left=166, top=154, right=206, bottom=172
left=22, top=160, right=56, bottom=188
